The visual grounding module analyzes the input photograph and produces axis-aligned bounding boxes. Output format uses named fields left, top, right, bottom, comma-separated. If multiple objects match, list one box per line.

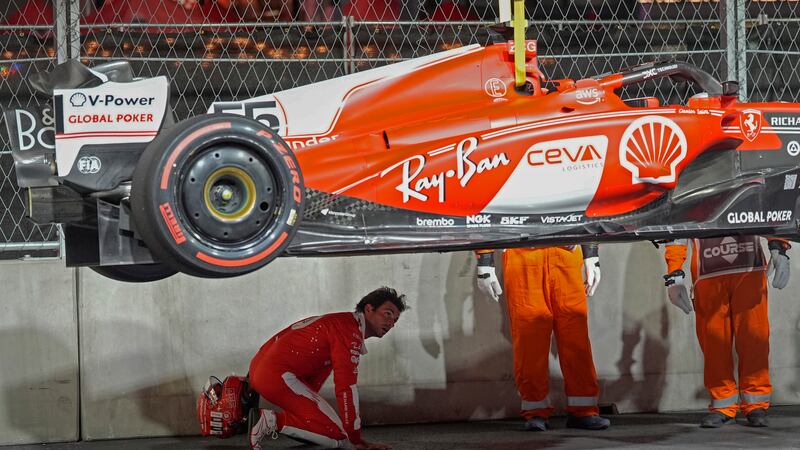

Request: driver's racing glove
left=663, top=269, right=692, bottom=314
left=475, top=251, right=502, bottom=302
left=767, top=239, right=791, bottom=289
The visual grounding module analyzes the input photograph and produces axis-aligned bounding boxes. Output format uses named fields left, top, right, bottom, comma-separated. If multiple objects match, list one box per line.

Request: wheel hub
left=181, top=145, right=278, bottom=244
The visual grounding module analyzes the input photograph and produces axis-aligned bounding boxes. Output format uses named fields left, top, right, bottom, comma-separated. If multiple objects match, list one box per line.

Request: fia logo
left=77, top=156, right=101, bottom=174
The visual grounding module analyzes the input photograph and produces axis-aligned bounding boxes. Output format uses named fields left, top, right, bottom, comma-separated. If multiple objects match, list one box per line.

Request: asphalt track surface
left=8, top=405, right=800, bottom=449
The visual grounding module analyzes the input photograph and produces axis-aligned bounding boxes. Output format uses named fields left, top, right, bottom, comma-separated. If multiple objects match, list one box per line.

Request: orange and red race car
left=5, top=39, right=800, bottom=282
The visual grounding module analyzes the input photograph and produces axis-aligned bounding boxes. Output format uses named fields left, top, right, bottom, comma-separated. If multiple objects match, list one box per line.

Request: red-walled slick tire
left=130, top=114, right=304, bottom=278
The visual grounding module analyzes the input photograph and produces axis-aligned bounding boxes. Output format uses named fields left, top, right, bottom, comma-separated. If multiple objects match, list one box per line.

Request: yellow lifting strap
left=512, top=0, right=527, bottom=87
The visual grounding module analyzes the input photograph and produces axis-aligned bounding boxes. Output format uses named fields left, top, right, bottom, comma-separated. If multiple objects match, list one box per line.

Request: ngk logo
left=466, top=214, right=491, bottom=225
left=702, top=236, right=755, bottom=264
left=527, top=136, right=608, bottom=169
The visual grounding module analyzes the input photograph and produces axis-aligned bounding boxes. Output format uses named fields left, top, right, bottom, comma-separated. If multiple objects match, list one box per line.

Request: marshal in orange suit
left=663, top=236, right=790, bottom=428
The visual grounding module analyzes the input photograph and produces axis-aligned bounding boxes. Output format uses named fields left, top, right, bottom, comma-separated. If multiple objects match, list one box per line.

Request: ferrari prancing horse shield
left=740, top=109, right=762, bottom=142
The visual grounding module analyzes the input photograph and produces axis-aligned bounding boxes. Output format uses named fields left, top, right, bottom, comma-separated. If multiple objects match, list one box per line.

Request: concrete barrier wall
left=0, top=261, right=78, bottom=445
left=2, top=241, right=800, bottom=443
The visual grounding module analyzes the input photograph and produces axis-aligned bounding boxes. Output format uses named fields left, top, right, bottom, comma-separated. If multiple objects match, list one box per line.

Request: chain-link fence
left=1, top=0, right=60, bottom=259
left=1, top=0, right=797, bottom=259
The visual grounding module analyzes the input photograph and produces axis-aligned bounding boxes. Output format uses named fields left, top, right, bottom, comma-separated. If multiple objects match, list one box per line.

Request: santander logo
left=619, top=116, right=687, bottom=184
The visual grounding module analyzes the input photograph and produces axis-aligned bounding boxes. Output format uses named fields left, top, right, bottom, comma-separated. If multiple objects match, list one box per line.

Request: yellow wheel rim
left=203, top=166, right=257, bottom=221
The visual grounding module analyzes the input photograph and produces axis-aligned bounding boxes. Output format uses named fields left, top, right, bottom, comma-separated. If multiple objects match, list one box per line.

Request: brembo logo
left=416, top=217, right=455, bottom=227
left=619, top=116, right=686, bottom=184
left=527, top=136, right=608, bottom=171
left=702, top=236, right=755, bottom=264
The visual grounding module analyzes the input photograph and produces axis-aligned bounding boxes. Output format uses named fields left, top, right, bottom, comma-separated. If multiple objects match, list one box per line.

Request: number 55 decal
left=210, top=99, right=286, bottom=136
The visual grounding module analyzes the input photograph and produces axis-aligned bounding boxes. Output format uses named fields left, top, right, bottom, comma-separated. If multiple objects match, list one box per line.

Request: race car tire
left=130, top=114, right=304, bottom=278
left=88, top=263, right=178, bottom=283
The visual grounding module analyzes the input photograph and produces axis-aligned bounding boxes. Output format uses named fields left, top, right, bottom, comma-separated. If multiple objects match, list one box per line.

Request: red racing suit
left=249, top=312, right=367, bottom=446
left=665, top=236, right=786, bottom=417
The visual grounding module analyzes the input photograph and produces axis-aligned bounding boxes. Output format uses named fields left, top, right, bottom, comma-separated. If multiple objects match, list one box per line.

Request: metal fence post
left=54, top=0, right=80, bottom=63
left=345, top=15, right=355, bottom=75
left=721, top=0, right=736, bottom=86
left=721, top=0, right=748, bottom=101
left=735, top=0, right=747, bottom=101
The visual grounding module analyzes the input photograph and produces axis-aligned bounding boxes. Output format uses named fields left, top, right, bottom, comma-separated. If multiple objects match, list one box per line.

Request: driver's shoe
left=248, top=408, right=278, bottom=450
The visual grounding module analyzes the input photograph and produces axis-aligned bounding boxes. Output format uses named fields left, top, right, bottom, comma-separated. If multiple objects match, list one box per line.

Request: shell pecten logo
left=619, top=115, right=687, bottom=184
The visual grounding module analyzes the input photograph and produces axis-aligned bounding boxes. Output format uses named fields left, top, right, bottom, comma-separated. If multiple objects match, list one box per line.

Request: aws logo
left=527, top=136, right=608, bottom=170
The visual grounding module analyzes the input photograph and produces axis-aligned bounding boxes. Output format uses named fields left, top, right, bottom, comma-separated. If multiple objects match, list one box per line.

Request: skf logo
left=159, top=203, right=186, bottom=244
left=739, top=109, right=762, bottom=142
left=619, top=116, right=686, bottom=184
left=575, top=88, right=600, bottom=105
left=484, top=78, right=507, bottom=98
left=702, top=236, right=755, bottom=264
left=500, top=216, right=529, bottom=225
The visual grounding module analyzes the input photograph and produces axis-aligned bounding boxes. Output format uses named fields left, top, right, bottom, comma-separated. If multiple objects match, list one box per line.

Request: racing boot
left=700, top=411, right=735, bottom=428
left=248, top=408, right=278, bottom=449
left=523, top=416, right=549, bottom=431
left=745, top=408, right=768, bottom=427
left=566, top=414, right=610, bottom=430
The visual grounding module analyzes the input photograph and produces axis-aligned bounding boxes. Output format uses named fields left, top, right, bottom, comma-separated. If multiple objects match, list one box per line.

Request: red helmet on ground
left=197, top=374, right=259, bottom=438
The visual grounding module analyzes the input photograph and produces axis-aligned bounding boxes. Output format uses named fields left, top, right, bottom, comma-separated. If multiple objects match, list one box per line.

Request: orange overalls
left=502, top=246, right=600, bottom=419
left=665, top=236, right=771, bottom=417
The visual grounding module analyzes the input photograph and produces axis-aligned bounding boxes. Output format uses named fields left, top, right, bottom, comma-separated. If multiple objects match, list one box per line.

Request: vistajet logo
left=541, top=213, right=583, bottom=224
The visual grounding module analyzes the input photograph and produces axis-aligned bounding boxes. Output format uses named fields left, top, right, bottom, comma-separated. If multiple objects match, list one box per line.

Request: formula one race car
left=5, top=40, right=800, bottom=282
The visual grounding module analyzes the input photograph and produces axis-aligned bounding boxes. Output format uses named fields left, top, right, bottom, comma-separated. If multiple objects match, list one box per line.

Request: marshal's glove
left=663, top=269, right=692, bottom=314
left=582, top=256, right=601, bottom=297
left=476, top=252, right=502, bottom=302
left=767, top=240, right=791, bottom=289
